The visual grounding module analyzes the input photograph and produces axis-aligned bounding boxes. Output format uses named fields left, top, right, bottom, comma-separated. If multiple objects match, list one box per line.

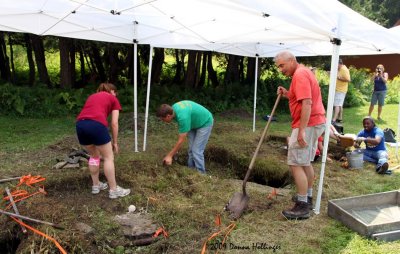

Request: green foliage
left=1, top=64, right=396, bottom=118
left=147, top=74, right=288, bottom=117
left=0, top=83, right=88, bottom=117
left=386, top=76, right=400, bottom=104
left=339, top=0, right=400, bottom=27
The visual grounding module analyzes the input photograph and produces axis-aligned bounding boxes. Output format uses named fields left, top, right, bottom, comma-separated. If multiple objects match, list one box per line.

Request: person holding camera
left=368, top=64, right=388, bottom=121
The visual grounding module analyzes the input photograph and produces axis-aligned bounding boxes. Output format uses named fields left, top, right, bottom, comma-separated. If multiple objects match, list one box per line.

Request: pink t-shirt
left=287, top=65, right=325, bottom=128
left=77, top=91, right=122, bottom=127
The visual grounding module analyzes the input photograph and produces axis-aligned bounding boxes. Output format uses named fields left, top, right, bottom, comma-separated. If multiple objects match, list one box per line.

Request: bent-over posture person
left=156, top=101, right=213, bottom=174
left=275, top=51, right=326, bottom=220
left=76, top=83, right=130, bottom=199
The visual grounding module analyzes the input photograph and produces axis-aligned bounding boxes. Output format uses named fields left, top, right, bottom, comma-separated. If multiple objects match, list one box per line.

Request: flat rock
left=114, top=213, right=158, bottom=238
left=75, top=222, right=94, bottom=234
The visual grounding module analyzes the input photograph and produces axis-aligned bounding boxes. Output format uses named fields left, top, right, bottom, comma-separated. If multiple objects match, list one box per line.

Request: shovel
left=226, top=94, right=281, bottom=219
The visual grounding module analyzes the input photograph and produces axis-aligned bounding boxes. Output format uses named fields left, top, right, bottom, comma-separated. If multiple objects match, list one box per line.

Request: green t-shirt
left=172, top=101, right=213, bottom=133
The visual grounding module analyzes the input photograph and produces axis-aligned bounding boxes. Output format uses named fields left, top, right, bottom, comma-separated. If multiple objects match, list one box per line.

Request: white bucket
left=346, top=150, right=363, bottom=169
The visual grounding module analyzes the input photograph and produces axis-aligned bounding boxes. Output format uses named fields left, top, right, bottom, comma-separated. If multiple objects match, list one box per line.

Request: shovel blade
left=225, top=192, right=249, bottom=220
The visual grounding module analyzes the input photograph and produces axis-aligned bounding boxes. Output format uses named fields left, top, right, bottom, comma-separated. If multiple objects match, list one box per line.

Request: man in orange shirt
left=332, top=59, right=351, bottom=123
left=275, top=51, right=326, bottom=220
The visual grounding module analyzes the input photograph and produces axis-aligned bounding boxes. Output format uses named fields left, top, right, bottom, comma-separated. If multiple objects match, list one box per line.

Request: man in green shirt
left=156, top=101, right=213, bottom=173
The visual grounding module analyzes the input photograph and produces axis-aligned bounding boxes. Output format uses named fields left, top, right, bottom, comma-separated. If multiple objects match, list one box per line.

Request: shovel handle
left=242, top=94, right=281, bottom=194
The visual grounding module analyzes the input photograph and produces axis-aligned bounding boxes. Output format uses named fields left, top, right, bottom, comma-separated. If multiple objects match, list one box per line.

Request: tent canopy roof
left=0, top=0, right=398, bottom=57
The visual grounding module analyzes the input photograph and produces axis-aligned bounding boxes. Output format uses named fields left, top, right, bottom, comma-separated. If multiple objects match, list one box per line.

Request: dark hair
left=97, top=83, right=117, bottom=93
left=156, top=104, right=173, bottom=118
left=338, top=59, right=343, bottom=64
left=362, top=116, right=375, bottom=127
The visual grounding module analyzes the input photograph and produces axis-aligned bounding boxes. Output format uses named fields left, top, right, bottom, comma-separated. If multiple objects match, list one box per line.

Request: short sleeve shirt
left=172, top=101, right=213, bottom=133
left=77, top=91, right=122, bottom=127
left=336, top=65, right=350, bottom=93
left=357, top=127, right=386, bottom=151
left=287, top=65, right=326, bottom=129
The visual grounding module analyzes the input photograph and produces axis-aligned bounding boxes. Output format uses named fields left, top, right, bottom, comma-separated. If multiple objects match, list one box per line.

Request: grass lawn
left=0, top=103, right=399, bottom=253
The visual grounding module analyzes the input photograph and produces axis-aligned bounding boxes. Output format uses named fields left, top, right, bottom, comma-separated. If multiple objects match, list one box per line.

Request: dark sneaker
left=282, top=201, right=310, bottom=220
left=377, top=162, right=389, bottom=174
left=291, top=195, right=313, bottom=210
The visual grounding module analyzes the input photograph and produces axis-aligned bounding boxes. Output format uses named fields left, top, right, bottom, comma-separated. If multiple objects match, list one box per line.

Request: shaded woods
left=0, top=32, right=262, bottom=89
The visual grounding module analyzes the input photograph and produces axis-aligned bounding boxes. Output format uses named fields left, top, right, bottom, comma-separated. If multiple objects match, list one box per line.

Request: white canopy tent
left=0, top=0, right=399, bottom=214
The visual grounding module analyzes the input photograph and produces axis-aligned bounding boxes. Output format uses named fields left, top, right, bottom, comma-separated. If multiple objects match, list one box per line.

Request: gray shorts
left=287, top=124, right=325, bottom=166
left=371, top=91, right=386, bottom=106
left=333, top=92, right=346, bottom=107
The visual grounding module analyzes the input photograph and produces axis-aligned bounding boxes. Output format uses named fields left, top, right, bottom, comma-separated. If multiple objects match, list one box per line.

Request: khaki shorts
left=287, top=124, right=325, bottom=166
left=333, top=92, right=346, bottom=107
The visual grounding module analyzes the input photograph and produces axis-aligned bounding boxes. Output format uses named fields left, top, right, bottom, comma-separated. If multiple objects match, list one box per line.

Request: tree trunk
left=91, top=45, right=106, bottom=82
left=108, top=45, right=119, bottom=84
left=239, top=57, right=244, bottom=83
left=173, top=49, right=183, bottom=84
left=206, top=52, right=218, bottom=87
left=59, top=37, right=74, bottom=89
left=0, top=32, right=11, bottom=81
left=184, top=50, right=197, bottom=88
left=246, top=57, right=256, bottom=84
left=30, top=34, right=51, bottom=88
left=137, top=46, right=143, bottom=87
left=24, top=34, right=35, bottom=86
left=151, top=47, right=164, bottom=84
left=199, top=52, right=207, bottom=87
left=224, top=54, right=241, bottom=84
left=8, top=34, right=16, bottom=84
left=194, top=51, right=202, bottom=88
left=70, top=41, right=76, bottom=87
left=125, top=45, right=133, bottom=84
left=79, top=49, right=85, bottom=83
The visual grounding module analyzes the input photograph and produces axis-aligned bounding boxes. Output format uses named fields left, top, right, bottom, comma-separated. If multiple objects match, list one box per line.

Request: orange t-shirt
left=287, top=65, right=326, bottom=129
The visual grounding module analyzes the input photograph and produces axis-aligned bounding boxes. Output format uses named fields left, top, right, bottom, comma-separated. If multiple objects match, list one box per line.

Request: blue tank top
left=374, top=77, right=386, bottom=91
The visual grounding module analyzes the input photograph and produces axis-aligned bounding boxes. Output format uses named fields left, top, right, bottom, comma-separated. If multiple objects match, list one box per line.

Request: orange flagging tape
left=215, top=213, right=221, bottom=227
left=201, top=223, right=236, bottom=254
left=153, top=227, right=169, bottom=238
left=11, top=217, right=67, bottom=254
left=267, top=188, right=278, bottom=200
left=3, top=187, right=47, bottom=210
left=17, top=174, right=46, bottom=187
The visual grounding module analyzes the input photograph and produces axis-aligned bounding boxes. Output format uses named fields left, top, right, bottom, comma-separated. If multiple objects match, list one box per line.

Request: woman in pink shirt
left=76, top=83, right=130, bottom=199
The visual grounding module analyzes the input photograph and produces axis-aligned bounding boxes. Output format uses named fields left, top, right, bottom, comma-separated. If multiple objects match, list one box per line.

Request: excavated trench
left=0, top=226, right=21, bottom=254
left=176, top=135, right=347, bottom=188
left=175, top=135, right=293, bottom=188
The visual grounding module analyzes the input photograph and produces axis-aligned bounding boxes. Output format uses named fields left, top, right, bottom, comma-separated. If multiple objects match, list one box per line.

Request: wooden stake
left=5, top=187, right=27, bottom=233
left=0, top=209, right=64, bottom=230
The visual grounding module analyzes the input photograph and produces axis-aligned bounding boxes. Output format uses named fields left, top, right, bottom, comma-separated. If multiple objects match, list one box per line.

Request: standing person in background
left=76, top=83, right=131, bottom=199
left=332, top=59, right=351, bottom=124
left=275, top=51, right=326, bottom=220
left=156, top=101, right=213, bottom=174
left=369, top=64, right=389, bottom=121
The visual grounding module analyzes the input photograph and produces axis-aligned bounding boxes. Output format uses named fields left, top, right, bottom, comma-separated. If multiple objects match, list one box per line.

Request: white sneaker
left=109, top=186, right=131, bottom=199
left=92, top=182, right=108, bottom=194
